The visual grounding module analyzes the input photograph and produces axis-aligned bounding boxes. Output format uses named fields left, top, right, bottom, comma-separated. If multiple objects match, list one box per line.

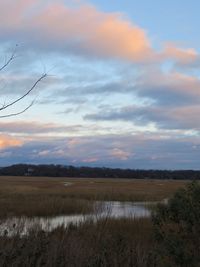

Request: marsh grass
left=0, top=216, right=156, bottom=267
left=0, top=177, right=191, bottom=266
left=0, top=176, right=187, bottom=218
left=0, top=193, right=94, bottom=218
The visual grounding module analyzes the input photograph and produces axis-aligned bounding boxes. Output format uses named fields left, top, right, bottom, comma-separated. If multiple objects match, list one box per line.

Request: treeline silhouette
left=0, top=164, right=200, bottom=180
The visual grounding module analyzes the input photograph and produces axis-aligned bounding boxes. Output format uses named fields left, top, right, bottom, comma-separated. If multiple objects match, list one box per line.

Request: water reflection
left=0, top=201, right=151, bottom=236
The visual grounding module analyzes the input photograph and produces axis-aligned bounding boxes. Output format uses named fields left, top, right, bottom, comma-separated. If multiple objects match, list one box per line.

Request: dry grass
left=61, top=178, right=188, bottom=201
left=0, top=176, right=188, bottom=218
left=0, top=176, right=188, bottom=200
left=0, top=216, right=156, bottom=267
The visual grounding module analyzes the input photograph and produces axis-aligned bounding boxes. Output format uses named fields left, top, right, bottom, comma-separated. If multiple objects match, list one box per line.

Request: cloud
left=0, top=134, right=23, bottom=149
left=82, top=157, right=98, bottom=163
left=162, top=43, right=199, bottom=65
left=110, top=148, right=131, bottom=161
left=0, top=120, right=117, bottom=137
left=0, top=0, right=152, bottom=62
left=79, top=66, right=200, bottom=132
left=84, top=103, right=200, bottom=132
left=0, top=121, right=84, bottom=134
left=0, top=0, right=200, bottom=170
left=0, top=0, right=198, bottom=65
left=1, top=133, right=200, bottom=169
left=49, top=65, right=200, bottom=108
left=135, top=70, right=200, bottom=106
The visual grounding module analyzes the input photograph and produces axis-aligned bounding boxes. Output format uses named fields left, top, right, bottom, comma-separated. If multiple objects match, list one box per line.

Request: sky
left=0, top=0, right=200, bottom=169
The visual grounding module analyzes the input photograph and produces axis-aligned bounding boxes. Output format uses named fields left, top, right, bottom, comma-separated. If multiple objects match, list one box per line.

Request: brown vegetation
left=0, top=179, right=195, bottom=266
left=0, top=217, right=156, bottom=267
left=0, top=176, right=188, bottom=217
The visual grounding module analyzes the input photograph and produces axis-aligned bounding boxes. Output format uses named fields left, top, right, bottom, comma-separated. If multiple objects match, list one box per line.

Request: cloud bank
left=0, top=0, right=199, bottom=65
left=0, top=0, right=200, bottom=169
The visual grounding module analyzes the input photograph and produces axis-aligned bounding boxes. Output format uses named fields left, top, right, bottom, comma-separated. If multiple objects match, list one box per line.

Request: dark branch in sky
left=0, top=49, right=47, bottom=118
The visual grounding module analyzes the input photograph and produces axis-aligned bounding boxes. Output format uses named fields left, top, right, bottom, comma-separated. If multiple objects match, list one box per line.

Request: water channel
left=0, top=201, right=152, bottom=236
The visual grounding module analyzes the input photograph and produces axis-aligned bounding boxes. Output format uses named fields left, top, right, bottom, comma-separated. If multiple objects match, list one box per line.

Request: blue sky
left=92, top=0, right=200, bottom=46
left=0, top=0, right=200, bottom=169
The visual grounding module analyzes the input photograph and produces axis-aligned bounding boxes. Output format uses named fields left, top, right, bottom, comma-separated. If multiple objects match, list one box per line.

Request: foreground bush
left=0, top=217, right=156, bottom=267
left=153, top=181, right=200, bottom=267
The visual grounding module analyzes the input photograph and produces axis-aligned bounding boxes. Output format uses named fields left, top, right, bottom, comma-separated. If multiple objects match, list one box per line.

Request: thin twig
left=0, top=100, right=35, bottom=118
left=0, top=73, right=47, bottom=112
left=0, top=46, right=17, bottom=72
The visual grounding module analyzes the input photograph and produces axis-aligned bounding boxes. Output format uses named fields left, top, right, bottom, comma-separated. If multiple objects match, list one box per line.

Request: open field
left=0, top=176, right=188, bottom=218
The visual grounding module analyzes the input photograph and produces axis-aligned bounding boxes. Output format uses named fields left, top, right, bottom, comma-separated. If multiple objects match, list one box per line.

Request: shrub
left=153, top=181, right=200, bottom=267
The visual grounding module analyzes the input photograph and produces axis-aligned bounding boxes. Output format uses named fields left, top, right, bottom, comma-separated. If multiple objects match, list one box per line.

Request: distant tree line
left=0, top=164, right=200, bottom=179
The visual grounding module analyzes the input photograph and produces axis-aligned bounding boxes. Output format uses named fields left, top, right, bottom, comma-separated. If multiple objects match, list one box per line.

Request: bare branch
left=0, top=73, right=47, bottom=112
left=0, top=46, right=17, bottom=72
left=0, top=47, right=47, bottom=118
left=0, top=100, right=35, bottom=118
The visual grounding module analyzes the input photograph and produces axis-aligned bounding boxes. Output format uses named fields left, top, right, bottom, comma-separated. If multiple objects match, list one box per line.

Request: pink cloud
left=0, top=0, right=155, bottom=62
left=0, top=0, right=38, bottom=28
left=110, top=148, right=131, bottom=160
left=82, top=157, right=98, bottom=163
left=32, top=3, right=154, bottom=62
left=138, top=69, right=200, bottom=99
left=163, top=43, right=198, bottom=64
left=0, top=0, right=199, bottom=64
left=0, top=134, right=23, bottom=149
left=168, top=105, right=200, bottom=129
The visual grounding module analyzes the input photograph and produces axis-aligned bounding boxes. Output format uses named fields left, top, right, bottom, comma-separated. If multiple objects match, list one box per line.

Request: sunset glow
left=0, top=0, right=200, bottom=169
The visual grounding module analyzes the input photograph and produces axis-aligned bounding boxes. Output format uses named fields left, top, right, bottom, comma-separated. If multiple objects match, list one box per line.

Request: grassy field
left=0, top=175, right=188, bottom=218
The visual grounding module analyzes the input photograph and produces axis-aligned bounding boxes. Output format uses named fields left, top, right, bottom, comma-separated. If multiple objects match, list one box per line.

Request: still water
left=0, top=201, right=151, bottom=236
